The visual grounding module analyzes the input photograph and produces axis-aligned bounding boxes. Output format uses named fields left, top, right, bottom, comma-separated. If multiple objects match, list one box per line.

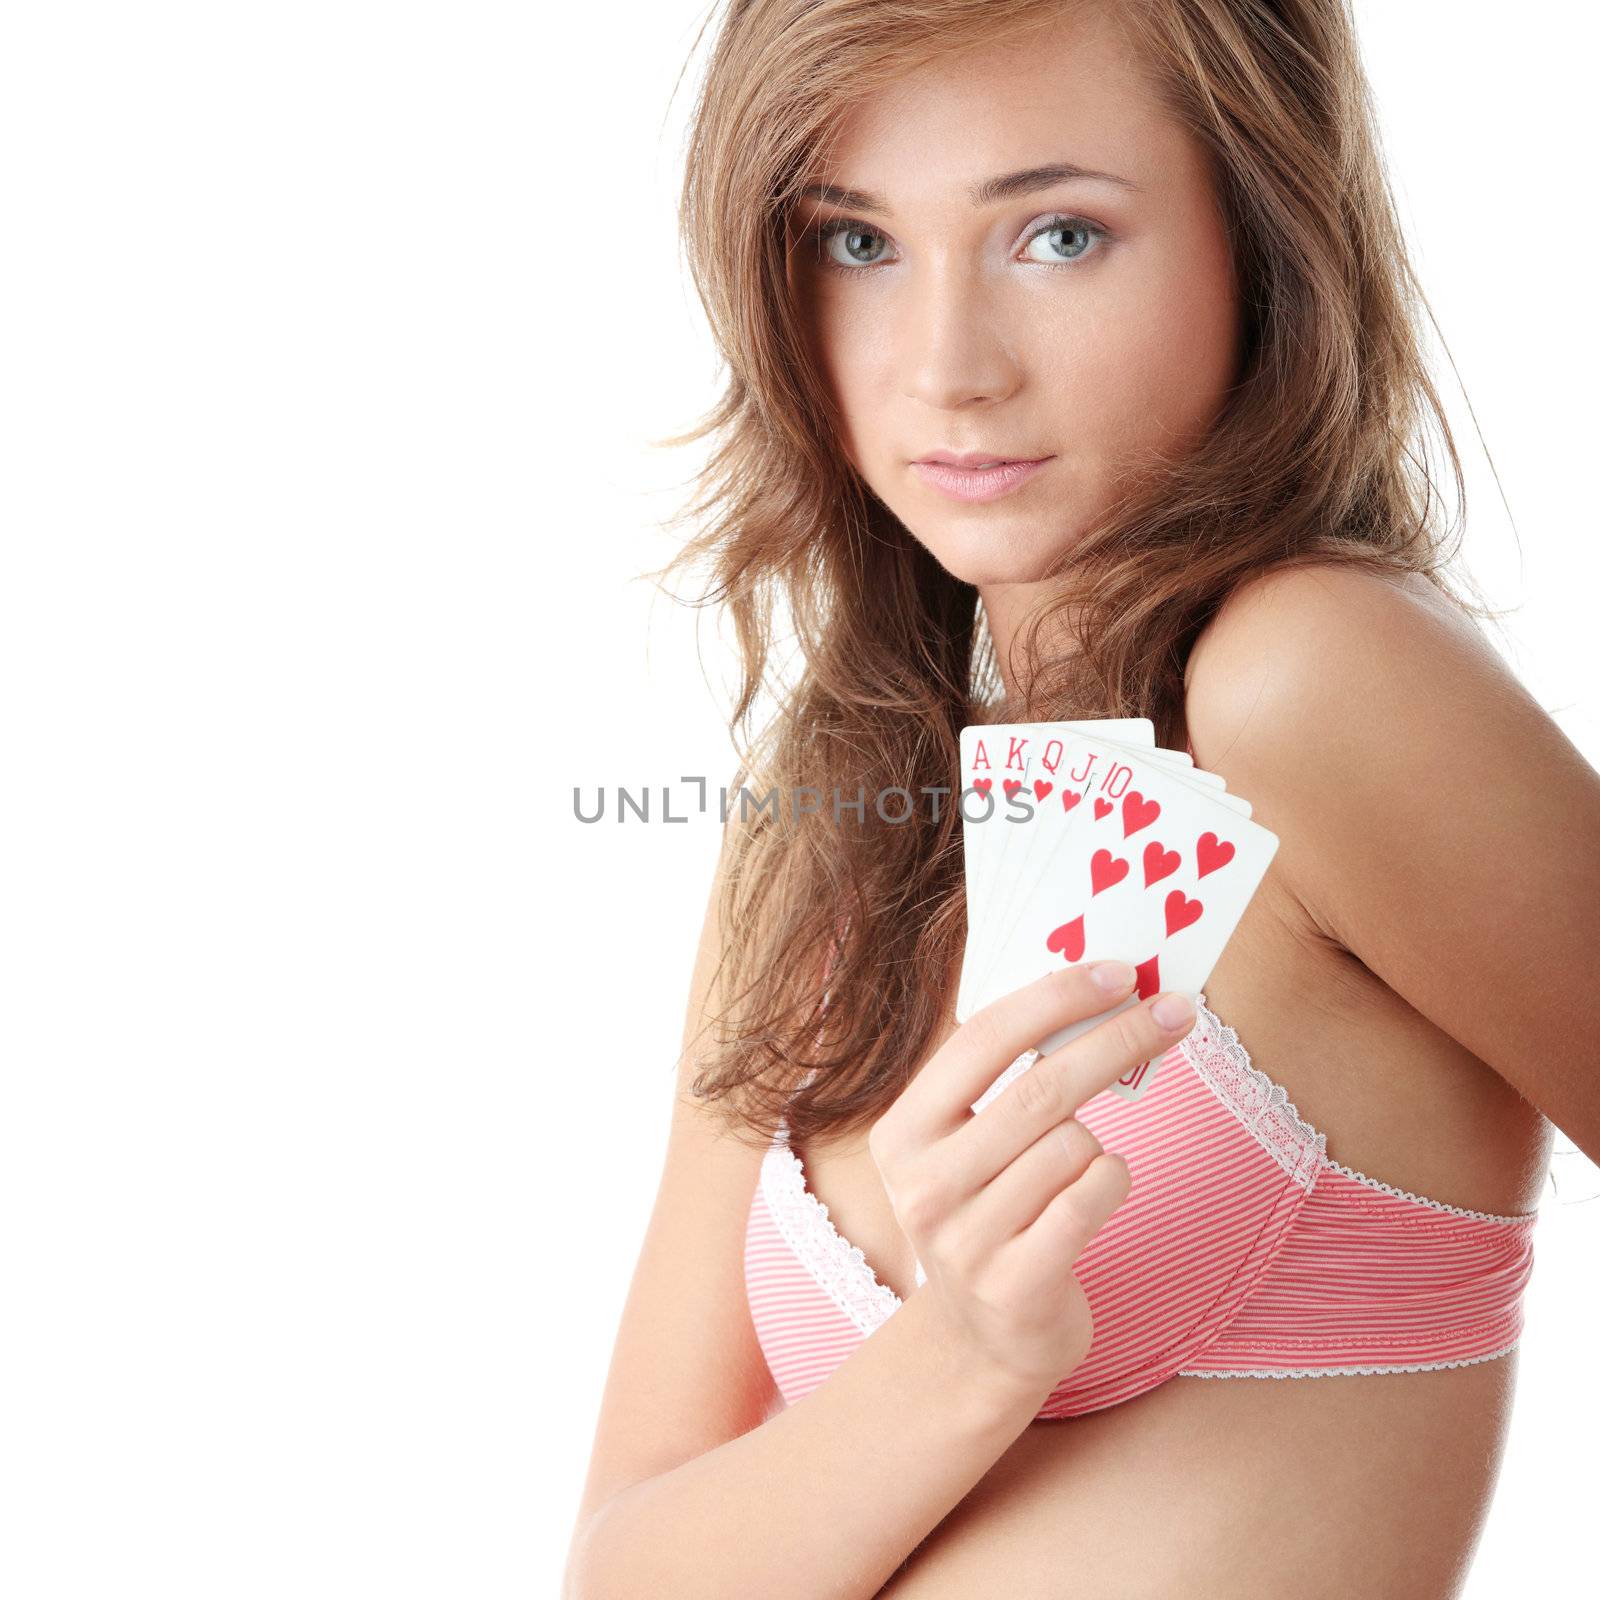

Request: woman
left=564, top=1, right=1600, bottom=1595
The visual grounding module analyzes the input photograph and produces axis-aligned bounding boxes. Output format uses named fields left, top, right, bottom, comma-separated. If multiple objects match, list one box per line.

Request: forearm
left=564, top=1286, right=1049, bottom=1600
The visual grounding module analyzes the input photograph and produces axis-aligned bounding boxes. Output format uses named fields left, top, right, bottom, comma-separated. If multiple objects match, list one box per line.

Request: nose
left=897, top=261, right=1023, bottom=411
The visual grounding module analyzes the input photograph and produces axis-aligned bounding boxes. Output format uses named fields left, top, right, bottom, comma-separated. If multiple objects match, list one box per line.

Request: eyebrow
left=798, top=160, right=1138, bottom=216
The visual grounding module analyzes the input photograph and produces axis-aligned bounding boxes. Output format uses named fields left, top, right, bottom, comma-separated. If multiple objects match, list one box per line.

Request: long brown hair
left=649, top=0, right=1508, bottom=1152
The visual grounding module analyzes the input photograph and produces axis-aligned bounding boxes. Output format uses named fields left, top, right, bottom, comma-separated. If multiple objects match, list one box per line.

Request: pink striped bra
left=744, top=993, right=1540, bottom=1420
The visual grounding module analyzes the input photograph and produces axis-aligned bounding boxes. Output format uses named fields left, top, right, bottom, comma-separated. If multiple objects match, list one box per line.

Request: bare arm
left=564, top=820, right=1169, bottom=1598
left=561, top=819, right=1051, bottom=1598
left=565, top=1285, right=1047, bottom=1600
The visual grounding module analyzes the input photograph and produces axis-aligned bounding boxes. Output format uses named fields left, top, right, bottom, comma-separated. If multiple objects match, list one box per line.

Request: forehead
left=807, top=7, right=1184, bottom=205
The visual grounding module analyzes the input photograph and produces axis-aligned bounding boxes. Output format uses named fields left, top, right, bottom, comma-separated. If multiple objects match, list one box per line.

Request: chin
left=909, top=520, right=1082, bottom=588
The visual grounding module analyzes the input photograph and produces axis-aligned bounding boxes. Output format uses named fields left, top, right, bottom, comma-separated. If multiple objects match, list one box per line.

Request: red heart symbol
left=972, top=778, right=992, bottom=796
left=1122, top=791, right=1161, bottom=836
left=1196, top=832, right=1235, bottom=878
left=1143, top=841, right=1181, bottom=885
left=1091, top=849, right=1129, bottom=896
left=1093, top=797, right=1113, bottom=821
left=1003, top=778, right=1023, bottom=798
left=1033, top=779, right=1053, bottom=801
left=1165, top=890, right=1203, bottom=936
left=1061, top=789, right=1082, bottom=813
left=1046, top=916, right=1085, bottom=962
left=1135, top=954, right=1161, bottom=999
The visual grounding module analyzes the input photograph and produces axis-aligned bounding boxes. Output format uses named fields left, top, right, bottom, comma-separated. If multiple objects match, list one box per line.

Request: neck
left=977, top=581, right=1083, bottom=707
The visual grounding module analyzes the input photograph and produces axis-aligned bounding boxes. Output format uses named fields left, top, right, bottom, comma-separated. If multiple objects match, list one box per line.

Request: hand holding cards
left=957, top=719, right=1279, bottom=1102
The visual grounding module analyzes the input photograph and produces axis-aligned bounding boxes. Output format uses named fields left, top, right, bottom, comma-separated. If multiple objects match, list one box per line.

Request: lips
left=915, top=451, right=1047, bottom=469
left=910, top=455, right=1053, bottom=503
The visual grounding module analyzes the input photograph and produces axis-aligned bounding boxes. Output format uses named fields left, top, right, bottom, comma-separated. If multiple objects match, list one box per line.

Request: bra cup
left=1022, top=1043, right=1323, bottom=1418
left=745, top=996, right=1534, bottom=1418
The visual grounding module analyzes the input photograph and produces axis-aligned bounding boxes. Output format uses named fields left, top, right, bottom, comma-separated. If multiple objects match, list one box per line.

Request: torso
left=792, top=842, right=1552, bottom=1597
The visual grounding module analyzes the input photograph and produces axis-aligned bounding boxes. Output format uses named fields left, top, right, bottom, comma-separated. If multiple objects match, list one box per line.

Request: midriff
left=874, top=1351, right=1518, bottom=1598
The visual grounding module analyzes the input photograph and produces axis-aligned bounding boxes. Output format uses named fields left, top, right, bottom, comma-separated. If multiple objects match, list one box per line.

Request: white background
left=2, top=2, right=1595, bottom=1595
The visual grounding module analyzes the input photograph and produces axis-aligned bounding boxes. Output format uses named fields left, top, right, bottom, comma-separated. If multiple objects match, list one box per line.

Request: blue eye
left=815, top=220, right=894, bottom=272
left=1022, top=216, right=1106, bottom=267
left=806, top=213, right=1108, bottom=277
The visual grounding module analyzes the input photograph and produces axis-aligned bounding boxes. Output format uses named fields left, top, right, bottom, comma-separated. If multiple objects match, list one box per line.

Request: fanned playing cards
left=957, top=719, right=1279, bottom=1106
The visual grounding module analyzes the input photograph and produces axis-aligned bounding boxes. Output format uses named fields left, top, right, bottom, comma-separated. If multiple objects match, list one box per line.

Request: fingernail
left=1090, top=960, right=1137, bottom=991
left=1151, top=992, right=1196, bottom=1029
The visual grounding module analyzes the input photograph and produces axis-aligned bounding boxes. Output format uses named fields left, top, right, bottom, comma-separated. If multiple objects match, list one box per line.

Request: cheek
left=1036, top=241, right=1239, bottom=468
left=805, top=295, right=895, bottom=464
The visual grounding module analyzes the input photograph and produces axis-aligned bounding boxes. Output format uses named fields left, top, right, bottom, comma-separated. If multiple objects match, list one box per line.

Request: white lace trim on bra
left=1322, top=1157, right=1534, bottom=1225
left=1180, top=992, right=1327, bottom=1191
left=1175, top=1337, right=1521, bottom=1379
left=1182, top=994, right=1535, bottom=1224
left=760, top=1129, right=903, bottom=1334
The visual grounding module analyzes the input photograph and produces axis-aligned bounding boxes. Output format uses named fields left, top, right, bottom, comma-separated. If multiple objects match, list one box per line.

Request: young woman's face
left=788, top=6, right=1241, bottom=587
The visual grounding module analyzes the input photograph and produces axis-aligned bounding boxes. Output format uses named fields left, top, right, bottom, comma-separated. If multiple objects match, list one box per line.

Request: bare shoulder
left=1179, top=559, right=1600, bottom=1151
left=1177, top=557, right=1523, bottom=924
left=1183, top=561, right=1508, bottom=763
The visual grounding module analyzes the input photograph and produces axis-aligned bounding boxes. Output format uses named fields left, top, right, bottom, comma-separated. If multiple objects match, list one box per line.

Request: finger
left=962, top=1116, right=1105, bottom=1249
left=1016, top=1150, right=1133, bottom=1271
left=948, top=989, right=1195, bottom=1186
left=1040, top=989, right=1197, bottom=1115
left=895, top=961, right=1140, bottom=1141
